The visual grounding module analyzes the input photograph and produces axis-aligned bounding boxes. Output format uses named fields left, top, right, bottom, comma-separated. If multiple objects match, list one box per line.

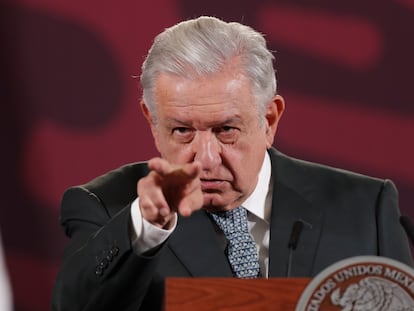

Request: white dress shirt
left=242, top=153, right=272, bottom=277
left=130, top=153, right=272, bottom=277
left=0, top=233, right=12, bottom=311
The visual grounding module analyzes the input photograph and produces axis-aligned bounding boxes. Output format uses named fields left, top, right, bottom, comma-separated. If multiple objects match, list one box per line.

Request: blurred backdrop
left=1, top=0, right=413, bottom=310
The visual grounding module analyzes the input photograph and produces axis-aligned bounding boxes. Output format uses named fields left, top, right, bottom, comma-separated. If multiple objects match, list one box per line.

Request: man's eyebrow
left=162, top=116, right=246, bottom=131
left=164, top=118, right=191, bottom=126
left=214, top=117, right=243, bottom=127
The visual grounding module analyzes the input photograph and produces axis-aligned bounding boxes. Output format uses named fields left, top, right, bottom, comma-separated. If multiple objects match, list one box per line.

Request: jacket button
left=95, top=265, right=103, bottom=276
left=110, top=246, right=119, bottom=256
left=99, top=258, right=109, bottom=268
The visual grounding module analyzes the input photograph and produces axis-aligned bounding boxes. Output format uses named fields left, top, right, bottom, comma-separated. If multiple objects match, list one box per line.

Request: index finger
left=148, top=158, right=201, bottom=180
left=179, top=161, right=202, bottom=179
left=147, top=157, right=174, bottom=176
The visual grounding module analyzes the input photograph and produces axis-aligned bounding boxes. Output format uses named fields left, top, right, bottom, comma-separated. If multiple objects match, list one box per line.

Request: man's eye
left=221, top=126, right=234, bottom=132
left=172, top=127, right=194, bottom=142
left=215, top=126, right=236, bottom=133
left=173, top=127, right=191, bottom=134
left=215, top=126, right=238, bottom=143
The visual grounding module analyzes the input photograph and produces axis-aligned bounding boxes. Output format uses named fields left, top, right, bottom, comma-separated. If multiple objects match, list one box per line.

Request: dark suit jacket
left=52, top=148, right=413, bottom=311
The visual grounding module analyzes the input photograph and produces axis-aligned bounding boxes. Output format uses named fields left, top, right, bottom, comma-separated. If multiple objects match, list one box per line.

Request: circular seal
left=295, top=256, right=414, bottom=311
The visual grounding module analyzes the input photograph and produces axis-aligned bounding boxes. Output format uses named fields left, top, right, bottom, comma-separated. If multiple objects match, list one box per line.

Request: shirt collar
left=241, top=152, right=272, bottom=222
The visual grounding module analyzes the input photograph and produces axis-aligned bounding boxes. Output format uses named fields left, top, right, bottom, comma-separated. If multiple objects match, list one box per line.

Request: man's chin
left=201, top=193, right=238, bottom=212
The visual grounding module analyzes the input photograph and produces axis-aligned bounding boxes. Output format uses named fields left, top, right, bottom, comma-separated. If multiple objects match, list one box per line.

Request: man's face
left=143, top=65, right=284, bottom=212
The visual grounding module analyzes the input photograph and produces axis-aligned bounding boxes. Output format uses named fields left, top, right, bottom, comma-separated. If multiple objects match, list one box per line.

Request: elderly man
left=52, top=16, right=412, bottom=311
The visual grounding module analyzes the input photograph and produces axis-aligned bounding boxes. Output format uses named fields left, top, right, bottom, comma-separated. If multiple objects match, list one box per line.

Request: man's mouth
left=200, top=179, right=223, bottom=191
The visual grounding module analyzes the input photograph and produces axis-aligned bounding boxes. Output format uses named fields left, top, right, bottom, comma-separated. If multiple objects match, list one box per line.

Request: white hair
left=140, top=16, right=277, bottom=125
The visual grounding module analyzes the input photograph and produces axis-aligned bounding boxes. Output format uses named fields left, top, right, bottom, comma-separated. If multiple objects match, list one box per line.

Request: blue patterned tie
left=209, top=207, right=260, bottom=278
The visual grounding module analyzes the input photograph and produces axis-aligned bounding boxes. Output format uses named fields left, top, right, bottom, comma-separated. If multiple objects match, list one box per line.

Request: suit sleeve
left=376, top=179, right=413, bottom=266
left=52, top=186, right=160, bottom=311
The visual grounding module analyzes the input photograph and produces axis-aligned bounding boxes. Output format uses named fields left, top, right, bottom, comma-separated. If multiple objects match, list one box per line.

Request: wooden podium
left=164, top=278, right=310, bottom=311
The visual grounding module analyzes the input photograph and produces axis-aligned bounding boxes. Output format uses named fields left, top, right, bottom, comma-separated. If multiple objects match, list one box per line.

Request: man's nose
left=193, top=131, right=221, bottom=169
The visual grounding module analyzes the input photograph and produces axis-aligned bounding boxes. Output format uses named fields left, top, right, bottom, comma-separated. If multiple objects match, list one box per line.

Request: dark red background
left=1, top=0, right=413, bottom=310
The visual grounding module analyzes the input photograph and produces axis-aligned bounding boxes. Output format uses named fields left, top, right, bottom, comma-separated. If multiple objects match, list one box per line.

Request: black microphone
left=400, top=215, right=414, bottom=246
left=286, top=220, right=304, bottom=277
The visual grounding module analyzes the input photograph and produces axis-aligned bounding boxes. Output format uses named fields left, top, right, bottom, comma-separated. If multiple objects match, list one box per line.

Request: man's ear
left=265, top=95, right=285, bottom=148
left=141, top=100, right=153, bottom=124
left=140, top=100, right=161, bottom=152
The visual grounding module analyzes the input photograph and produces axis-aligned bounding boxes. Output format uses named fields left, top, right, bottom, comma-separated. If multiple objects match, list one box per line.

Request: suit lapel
left=268, top=149, right=325, bottom=277
left=167, top=209, right=234, bottom=277
left=268, top=181, right=324, bottom=277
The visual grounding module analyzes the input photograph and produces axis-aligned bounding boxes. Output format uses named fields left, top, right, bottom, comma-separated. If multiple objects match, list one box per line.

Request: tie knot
left=209, top=207, right=249, bottom=237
